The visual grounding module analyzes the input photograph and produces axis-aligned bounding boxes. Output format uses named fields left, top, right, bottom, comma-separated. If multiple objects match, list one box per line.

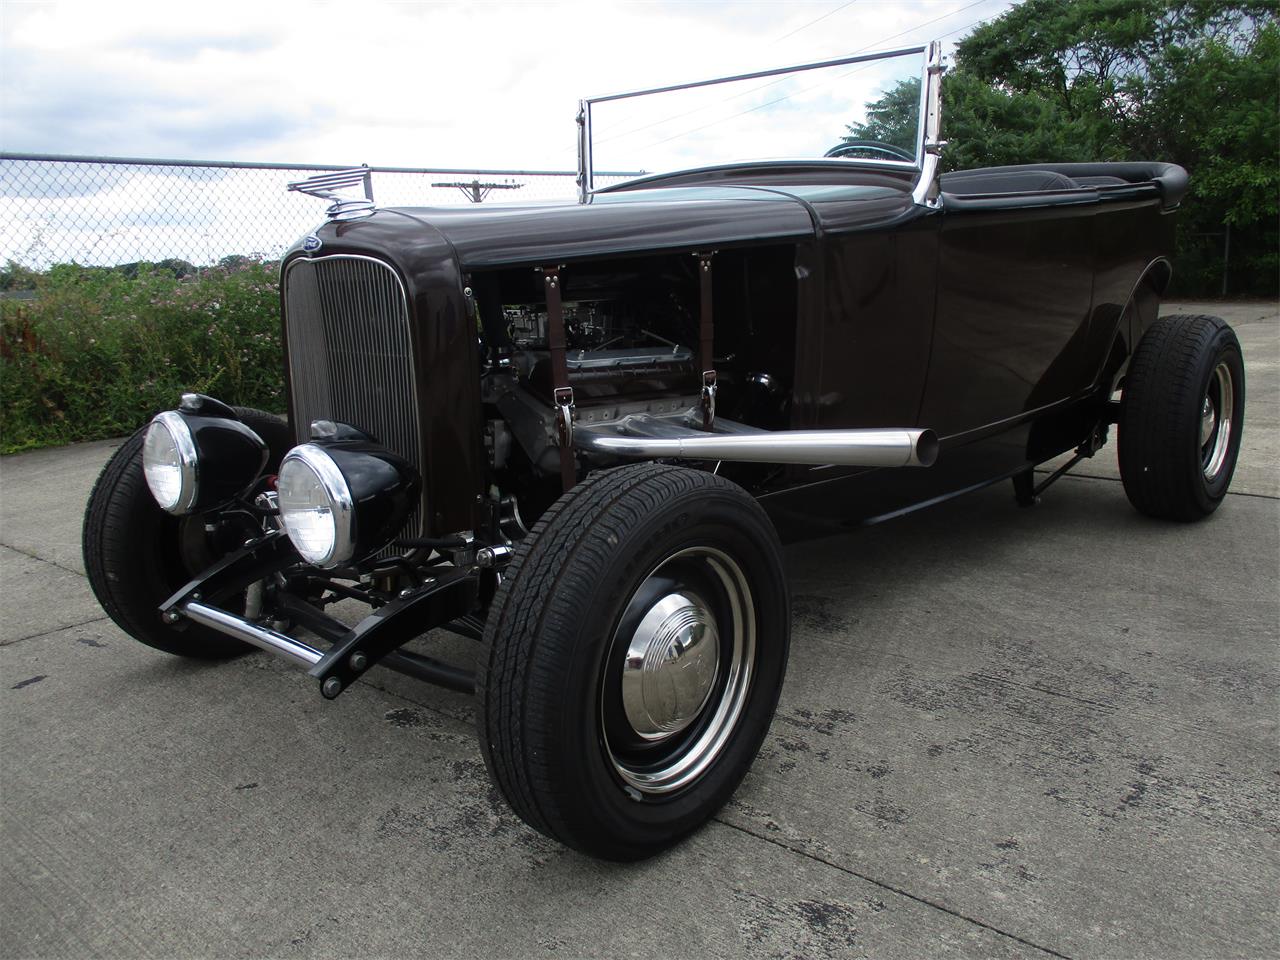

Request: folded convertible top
left=941, top=162, right=1188, bottom=209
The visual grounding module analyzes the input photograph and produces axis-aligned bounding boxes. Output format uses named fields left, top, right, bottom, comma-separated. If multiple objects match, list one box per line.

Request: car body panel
left=395, top=187, right=816, bottom=270
left=921, top=200, right=1096, bottom=439
left=286, top=161, right=1177, bottom=542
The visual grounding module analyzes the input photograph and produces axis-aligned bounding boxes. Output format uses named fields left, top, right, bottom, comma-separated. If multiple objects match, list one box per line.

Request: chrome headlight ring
left=143, top=411, right=200, bottom=514
left=277, top=444, right=357, bottom=569
left=141, top=399, right=269, bottom=516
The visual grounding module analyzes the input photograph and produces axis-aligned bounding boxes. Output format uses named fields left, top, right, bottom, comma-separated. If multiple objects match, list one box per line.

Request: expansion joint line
left=712, top=817, right=1073, bottom=960
left=0, top=541, right=87, bottom=579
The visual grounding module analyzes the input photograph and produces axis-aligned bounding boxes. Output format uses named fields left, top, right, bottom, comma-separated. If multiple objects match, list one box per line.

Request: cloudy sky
left=1, top=0, right=1019, bottom=267
left=2, top=0, right=1017, bottom=170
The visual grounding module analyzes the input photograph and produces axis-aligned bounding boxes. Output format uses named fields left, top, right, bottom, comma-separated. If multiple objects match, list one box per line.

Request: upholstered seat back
left=939, top=169, right=1077, bottom=195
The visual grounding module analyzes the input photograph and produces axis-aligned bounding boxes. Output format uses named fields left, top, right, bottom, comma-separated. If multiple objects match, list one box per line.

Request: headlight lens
left=277, top=445, right=355, bottom=568
left=142, top=411, right=198, bottom=514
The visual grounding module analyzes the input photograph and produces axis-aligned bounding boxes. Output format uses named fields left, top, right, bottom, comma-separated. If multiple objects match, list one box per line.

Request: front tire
left=1119, top=315, right=1245, bottom=520
left=477, top=463, right=790, bottom=860
left=82, top=407, right=291, bottom=657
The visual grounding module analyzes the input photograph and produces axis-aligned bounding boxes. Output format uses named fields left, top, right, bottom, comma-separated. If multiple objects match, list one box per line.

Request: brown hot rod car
left=82, top=43, right=1245, bottom=859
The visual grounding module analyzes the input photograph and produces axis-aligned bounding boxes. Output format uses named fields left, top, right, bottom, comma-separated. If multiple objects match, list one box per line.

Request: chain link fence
left=1, top=153, right=639, bottom=272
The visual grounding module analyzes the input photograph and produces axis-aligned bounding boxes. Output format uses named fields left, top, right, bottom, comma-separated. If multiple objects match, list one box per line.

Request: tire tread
left=81, top=407, right=289, bottom=657
left=1118, top=314, right=1243, bottom=521
left=477, top=463, right=784, bottom=857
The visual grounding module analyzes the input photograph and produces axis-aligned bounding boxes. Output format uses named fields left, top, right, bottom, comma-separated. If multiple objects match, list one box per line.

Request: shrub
left=0, top=260, right=284, bottom=453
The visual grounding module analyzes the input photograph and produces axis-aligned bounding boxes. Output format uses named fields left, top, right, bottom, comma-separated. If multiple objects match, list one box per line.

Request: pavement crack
left=971, top=673, right=1115, bottom=711
left=1034, top=472, right=1278, bottom=500
left=1219, top=488, right=1279, bottom=501
left=0, top=616, right=110, bottom=648
left=954, top=672, right=1245, bottom=746
left=712, top=817, right=1073, bottom=960
left=0, top=541, right=86, bottom=579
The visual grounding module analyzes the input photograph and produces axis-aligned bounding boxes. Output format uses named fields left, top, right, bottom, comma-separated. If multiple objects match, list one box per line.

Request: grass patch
left=1, top=260, right=284, bottom=454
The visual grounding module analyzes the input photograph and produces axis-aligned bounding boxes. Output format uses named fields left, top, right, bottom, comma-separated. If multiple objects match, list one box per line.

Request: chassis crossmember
left=158, top=530, right=479, bottom=699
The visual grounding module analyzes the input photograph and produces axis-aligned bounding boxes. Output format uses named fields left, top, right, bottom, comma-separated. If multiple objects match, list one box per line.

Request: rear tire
left=477, top=463, right=790, bottom=860
left=1118, top=315, right=1245, bottom=520
left=82, top=407, right=291, bottom=657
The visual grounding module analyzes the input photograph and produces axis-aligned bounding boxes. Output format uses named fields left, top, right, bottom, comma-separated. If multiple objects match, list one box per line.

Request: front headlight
left=278, top=445, right=355, bottom=568
left=140, top=396, right=270, bottom=515
left=277, top=431, right=420, bottom=569
left=143, top=411, right=198, bottom=514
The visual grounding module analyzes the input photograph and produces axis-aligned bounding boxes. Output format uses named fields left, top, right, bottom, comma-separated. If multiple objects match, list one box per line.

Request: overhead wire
left=630, top=8, right=997, bottom=155
left=773, top=0, right=860, bottom=43
left=592, top=0, right=916, bottom=144
left=593, top=0, right=993, bottom=152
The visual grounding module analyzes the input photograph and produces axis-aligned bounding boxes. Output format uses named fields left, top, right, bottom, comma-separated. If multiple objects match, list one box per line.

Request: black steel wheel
left=1119, top=315, right=1246, bottom=520
left=82, top=407, right=291, bottom=657
left=477, top=463, right=789, bottom=860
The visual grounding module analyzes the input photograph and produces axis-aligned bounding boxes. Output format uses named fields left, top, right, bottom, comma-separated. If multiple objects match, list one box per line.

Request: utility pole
left=431, top=179, right=524, bottom=203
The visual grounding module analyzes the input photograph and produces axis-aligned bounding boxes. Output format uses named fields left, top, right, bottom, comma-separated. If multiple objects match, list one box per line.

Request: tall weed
left=1, top=261, right=284, bottom=453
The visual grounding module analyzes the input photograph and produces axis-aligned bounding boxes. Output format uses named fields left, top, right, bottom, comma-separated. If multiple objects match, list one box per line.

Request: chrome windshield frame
left=912, top=41, right=945, bottom=208
left=576, top=42, right=942, bottom=205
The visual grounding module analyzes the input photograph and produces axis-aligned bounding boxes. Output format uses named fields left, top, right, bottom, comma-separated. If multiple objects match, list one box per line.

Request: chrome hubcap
left=622, top=591, right=720, bottom=740
left=603, top=547, right=756, bottom=796
left=1202, top=361, right=1234, bottom=482
left=1200, top=396, right=1216, bottom=448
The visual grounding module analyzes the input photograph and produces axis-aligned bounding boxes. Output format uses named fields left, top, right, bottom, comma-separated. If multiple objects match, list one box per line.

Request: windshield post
left=911, top=41, right=945, bottom=208
left=577, top=99, right=593, bottom=204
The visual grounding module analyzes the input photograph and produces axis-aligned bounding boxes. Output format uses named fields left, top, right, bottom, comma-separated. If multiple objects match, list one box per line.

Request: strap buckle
left=700, top=370, right=717, bottom=430
left=554, top=386, right=575, bottom=448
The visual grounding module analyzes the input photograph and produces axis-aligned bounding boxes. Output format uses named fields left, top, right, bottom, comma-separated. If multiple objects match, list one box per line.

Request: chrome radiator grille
left=282, top=254, right=424, bottom=540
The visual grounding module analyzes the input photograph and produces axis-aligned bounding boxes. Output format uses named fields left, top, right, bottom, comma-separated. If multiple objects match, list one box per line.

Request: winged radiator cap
left=287, top=166, right=375, bottom=221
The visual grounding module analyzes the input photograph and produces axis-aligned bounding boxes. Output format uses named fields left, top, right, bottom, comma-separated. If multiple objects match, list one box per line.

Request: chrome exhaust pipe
left=575, top=415, right=938, bottom=468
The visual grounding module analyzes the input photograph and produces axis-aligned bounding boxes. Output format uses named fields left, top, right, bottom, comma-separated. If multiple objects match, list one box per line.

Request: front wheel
left=477, top=463, right=790, bottom=860
left=81, top=407, right=292, bottom=657
left=1118, top=315, right=1245, bottom=520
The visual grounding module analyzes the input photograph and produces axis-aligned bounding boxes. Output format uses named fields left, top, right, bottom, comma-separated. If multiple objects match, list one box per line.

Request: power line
left=633, top=8, right=997, bottom=155
left=595, top=0, right=993, bottom=152
left=842, top=0, right=991, bottom=55
left=774, top=0, right=859, bottom=43
left=934, top=7, right=999, bottom=42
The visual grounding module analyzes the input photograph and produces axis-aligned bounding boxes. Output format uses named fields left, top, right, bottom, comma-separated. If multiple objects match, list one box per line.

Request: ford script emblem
left=302, top=234, right=322, bottom=252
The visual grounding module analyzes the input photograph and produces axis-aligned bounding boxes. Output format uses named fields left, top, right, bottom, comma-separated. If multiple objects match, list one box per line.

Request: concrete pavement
left=2, top=303, right=1277, bottom=959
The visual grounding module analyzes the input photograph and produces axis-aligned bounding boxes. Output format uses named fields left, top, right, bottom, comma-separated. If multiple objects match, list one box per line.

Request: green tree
left=841, top=0, right=1278, bottom=296
left=839, top=76, right=922, bottom=156
left=845, top=73, right=1110, bottom=171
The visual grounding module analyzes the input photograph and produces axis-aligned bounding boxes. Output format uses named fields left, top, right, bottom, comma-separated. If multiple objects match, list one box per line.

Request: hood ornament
left=287, top=166, right=376, bottom=221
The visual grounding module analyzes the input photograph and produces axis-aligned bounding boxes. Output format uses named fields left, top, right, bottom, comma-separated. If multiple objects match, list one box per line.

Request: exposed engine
left=469, top=247, right=798, bottom=520
left=504, top=299, right=696, bottom=381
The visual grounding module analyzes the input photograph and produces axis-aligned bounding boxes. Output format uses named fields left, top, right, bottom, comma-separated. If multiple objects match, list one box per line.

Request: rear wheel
left=1119, top=315, right=1245, bottom=520
left=477, top=463, right=789, bottom=860
left=82, top=407, right=291, bottom=657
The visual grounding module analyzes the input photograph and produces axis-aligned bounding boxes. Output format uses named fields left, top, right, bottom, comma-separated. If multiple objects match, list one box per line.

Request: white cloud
left=1, top=0, right=1017, bottom=167
left=1, top=0, right=1018, bottom=265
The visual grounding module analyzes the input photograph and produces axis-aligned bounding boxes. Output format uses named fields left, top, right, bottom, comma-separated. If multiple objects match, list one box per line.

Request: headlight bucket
left=142, top=396, right=269, bottom=515
left=277, top=432, right=420, bottom=569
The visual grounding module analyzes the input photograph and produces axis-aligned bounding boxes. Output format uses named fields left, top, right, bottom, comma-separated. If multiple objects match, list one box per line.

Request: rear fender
left=1101, top=258, right=1170, bottom=395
